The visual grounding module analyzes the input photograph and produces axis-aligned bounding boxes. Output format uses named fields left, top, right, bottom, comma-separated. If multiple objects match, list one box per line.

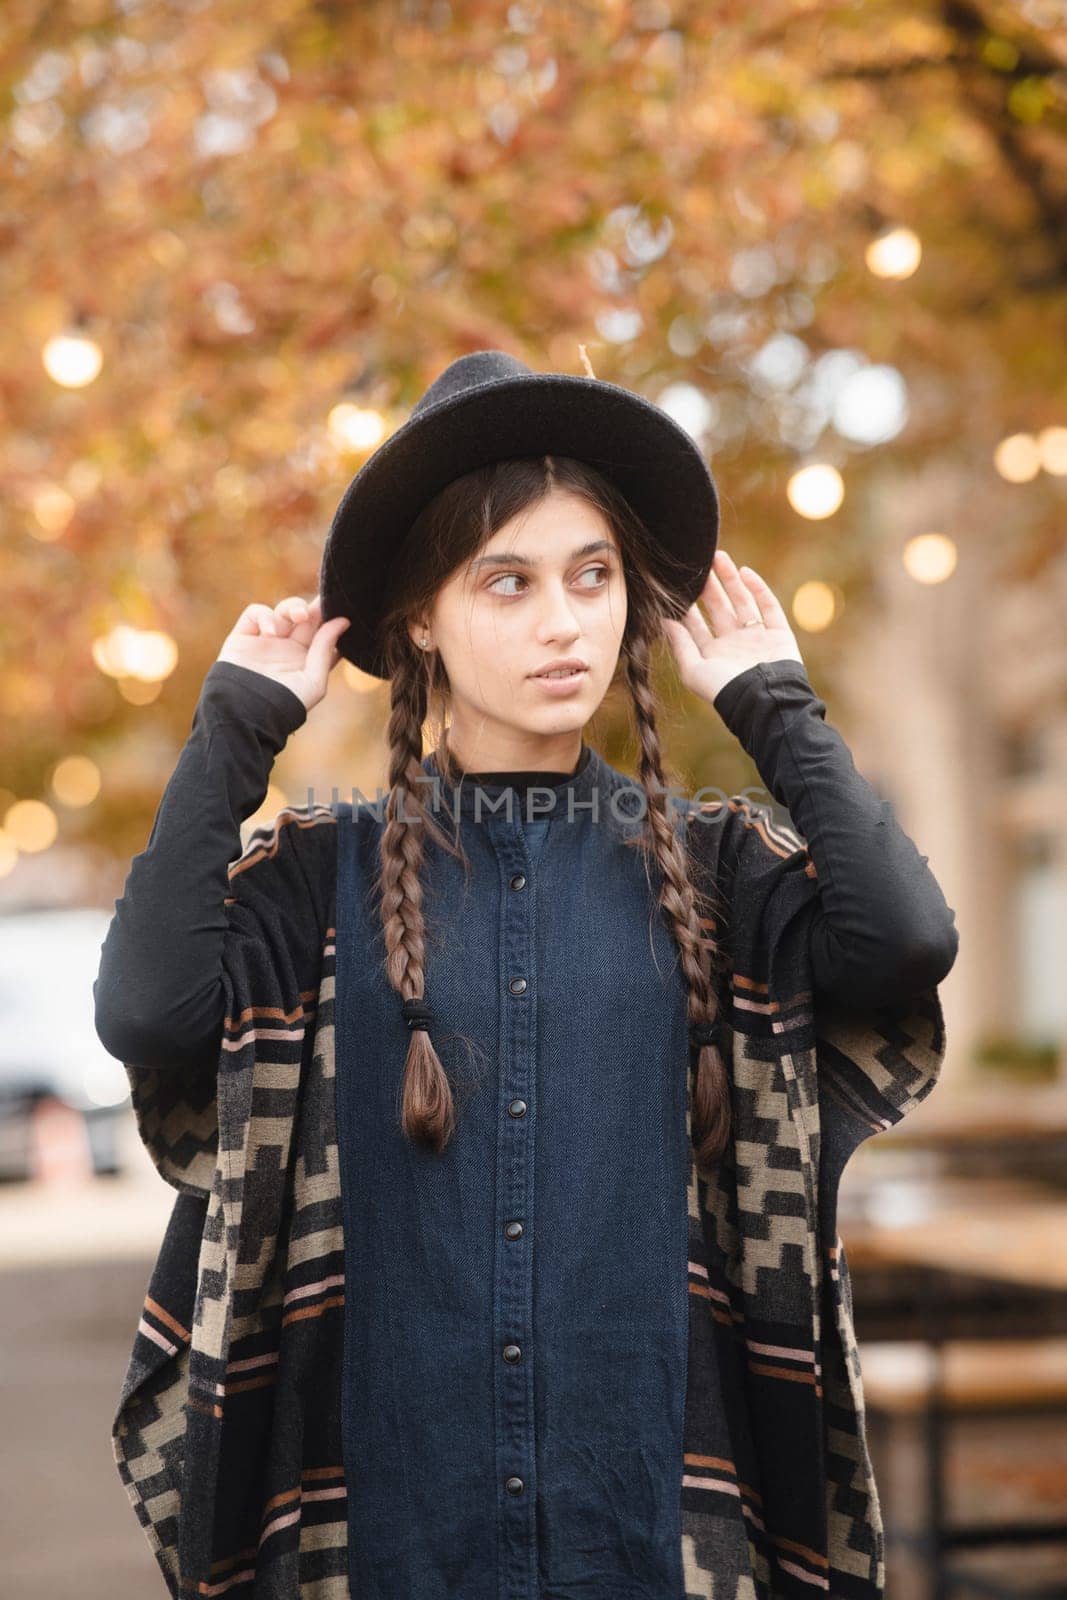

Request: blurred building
left=843, top=458, right=1067, bottom=1087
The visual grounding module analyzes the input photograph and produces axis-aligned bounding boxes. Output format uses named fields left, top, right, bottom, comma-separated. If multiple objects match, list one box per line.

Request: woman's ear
left=406, top=615, right=431, bottom=651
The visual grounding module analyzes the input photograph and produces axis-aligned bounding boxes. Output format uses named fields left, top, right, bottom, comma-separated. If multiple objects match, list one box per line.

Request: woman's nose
left=536, top=584, right=581, bottom=638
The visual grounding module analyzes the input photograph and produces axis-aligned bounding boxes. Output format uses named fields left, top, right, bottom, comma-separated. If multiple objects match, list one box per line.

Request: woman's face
left=412, top=487, right=628, bottom=766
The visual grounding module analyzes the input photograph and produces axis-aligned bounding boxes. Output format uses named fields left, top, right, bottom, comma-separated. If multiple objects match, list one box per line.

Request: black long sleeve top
left=93, top=657, right=958, bottom=1073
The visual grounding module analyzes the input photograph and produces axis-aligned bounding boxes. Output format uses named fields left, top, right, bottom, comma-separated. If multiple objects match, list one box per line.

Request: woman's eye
left=488, top=566, right=611, bottom=598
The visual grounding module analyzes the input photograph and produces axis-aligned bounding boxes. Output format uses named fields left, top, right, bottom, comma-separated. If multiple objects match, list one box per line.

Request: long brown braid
left=619, top=615, right=731, bottom=1175
left=370, top=453, right=732, bottom=1179
left=375, top=645, right=467, bottom=1151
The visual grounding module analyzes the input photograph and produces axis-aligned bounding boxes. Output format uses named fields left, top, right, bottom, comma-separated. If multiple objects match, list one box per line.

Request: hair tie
left=401, top=997, right=434, bottom=1033
left=690, top=1018, right=722, bottom=1050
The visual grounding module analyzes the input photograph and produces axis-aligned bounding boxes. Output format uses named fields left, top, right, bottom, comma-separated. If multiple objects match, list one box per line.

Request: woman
left=96, top=351, right=957, bottom=1600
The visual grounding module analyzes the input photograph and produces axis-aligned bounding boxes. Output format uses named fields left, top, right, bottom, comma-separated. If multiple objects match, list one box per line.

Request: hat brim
left=320, top=372, right=718, bottom=678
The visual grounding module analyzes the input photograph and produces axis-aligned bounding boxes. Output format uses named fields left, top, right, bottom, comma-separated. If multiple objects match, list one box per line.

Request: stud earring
left=419, top=636, right=430, bottom=650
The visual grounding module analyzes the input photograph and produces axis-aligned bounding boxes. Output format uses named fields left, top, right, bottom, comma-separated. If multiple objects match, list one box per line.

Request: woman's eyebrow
left=469, top=539, right=616, bottom=571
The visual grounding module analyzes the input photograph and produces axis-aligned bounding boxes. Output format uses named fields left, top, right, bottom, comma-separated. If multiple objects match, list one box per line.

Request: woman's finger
left=712, top=551, right=763, bottom=628
left=675, top=599, right=716, bottom=657
left=661, top=615, right=702, bottom=675
left=272, top=595, right=311, bottom=637
left=306, top=615, right=351, bottom=680
left=233, top=602, right=278, bottom=636
left=738, top=565, right=790, bottom=629
left=696, top=564, right=742, bottom=634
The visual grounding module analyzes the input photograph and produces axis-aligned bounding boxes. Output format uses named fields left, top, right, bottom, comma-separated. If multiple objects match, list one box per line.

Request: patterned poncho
left=111, top=784, right=945, bottom=1599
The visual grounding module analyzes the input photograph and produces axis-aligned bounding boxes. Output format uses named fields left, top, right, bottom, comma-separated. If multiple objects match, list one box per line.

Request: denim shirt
left=334, top=739, right=693, bottom=1600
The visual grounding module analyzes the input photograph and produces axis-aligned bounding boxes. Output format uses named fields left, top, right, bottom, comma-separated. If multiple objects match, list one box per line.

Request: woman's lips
left=529, top=667, right=589, bottom=694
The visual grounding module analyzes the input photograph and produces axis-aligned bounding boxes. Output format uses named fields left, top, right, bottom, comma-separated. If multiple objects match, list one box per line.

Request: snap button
left=502, top=1343, right=522, bottom=1363
left=505, top=1476, right=525, bottom=1495
left=504, top=1220, right=524, bottom=1240
left=509, top=872, right=526, bottom=890
left=508, top=976, right=527, bottom=995
left=507, top=1099, right=527, bottom=1118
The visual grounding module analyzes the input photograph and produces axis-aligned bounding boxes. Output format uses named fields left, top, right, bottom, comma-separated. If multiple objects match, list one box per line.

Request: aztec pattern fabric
left=111, top=790, right=946, bottom=1600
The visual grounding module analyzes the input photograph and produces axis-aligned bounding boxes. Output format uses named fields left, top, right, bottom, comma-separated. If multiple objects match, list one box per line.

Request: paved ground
left=0, top=1113, right=174, bottom=1597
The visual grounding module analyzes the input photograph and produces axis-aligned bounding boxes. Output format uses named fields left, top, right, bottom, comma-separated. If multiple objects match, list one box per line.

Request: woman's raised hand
left=216, top=593, right=351, bottom=713
left=661, top=549, right=806, bottom=707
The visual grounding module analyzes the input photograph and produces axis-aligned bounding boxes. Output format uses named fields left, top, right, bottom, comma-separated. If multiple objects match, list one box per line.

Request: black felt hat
left=319, top=348, right=719, bottom=679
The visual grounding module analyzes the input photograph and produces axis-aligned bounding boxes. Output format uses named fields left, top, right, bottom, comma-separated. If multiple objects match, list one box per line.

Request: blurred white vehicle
left=0, top=907, right=132, bottom=1181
